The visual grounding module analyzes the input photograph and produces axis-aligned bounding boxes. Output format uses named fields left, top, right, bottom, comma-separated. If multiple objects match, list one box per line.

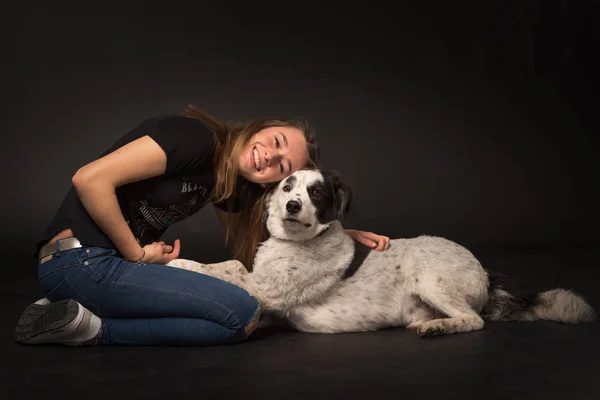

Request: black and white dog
left=168, top=169, right=596, bottom=336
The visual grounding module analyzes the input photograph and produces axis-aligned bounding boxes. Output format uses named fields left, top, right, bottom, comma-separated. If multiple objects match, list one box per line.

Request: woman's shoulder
left=148, top=114, right=216, bottom=148
left=133, top=114, right=218, bottom=172
left=155, top=115, right=213, bottom=134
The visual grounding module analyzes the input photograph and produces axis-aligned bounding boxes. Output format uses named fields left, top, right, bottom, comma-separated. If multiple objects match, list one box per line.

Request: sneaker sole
left=14, top=299, right=80, bottom=344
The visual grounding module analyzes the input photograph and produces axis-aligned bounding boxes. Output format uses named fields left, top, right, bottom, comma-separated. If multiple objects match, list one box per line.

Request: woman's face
left=238, top=126, right=309, bottom=184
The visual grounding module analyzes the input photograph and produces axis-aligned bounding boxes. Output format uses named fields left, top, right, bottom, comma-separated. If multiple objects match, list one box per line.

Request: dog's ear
left=332, top=174, right=353, bottom=221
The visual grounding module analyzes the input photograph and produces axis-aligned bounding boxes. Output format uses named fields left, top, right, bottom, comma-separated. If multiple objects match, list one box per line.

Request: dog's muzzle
left=286, top=200, right=302, bottom=214
left=38, top=237, right=83, bottom=265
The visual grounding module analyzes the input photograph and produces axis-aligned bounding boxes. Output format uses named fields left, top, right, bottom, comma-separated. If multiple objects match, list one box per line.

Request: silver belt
left=38, top=237, right=83, bottom=261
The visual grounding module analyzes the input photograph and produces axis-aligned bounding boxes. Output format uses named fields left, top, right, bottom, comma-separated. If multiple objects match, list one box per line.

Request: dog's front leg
left=167, top=259, right=257, bottom=297
left=167, top=259, right=248, bottom=275
left=198, top=260, right=249, bottom=276
left=166, top=258, right=208, bottom=273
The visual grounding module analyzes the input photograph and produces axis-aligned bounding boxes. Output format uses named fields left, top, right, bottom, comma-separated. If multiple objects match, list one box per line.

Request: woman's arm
left=72, top=135, right=179, bottom=264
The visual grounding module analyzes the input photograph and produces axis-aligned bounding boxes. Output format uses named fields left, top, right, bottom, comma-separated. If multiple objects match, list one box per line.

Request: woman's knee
left=216, top=285, right=261, bottom=338
left=226, top=300, right=261, bottom=343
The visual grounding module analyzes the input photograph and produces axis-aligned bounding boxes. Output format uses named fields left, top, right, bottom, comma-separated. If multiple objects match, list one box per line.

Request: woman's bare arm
left=72, top=136, right=168, bottom=262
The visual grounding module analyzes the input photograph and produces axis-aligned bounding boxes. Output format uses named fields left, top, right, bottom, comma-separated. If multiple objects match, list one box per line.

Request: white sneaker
left=14, top=299, right=98, bottom=345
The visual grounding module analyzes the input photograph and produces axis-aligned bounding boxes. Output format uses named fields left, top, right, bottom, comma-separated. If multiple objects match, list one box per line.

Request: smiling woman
left=13, top=104, right=390, bottom=348
left=239, top=127, right=309, bottom=183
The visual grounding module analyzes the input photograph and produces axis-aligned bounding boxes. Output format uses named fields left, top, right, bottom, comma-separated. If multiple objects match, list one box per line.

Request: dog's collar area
left=314, top=225, right=331, bottom=238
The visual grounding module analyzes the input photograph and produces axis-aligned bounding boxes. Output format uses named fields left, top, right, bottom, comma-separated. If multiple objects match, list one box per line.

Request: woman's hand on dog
left=142, top=239, right=181, bottom=264
left=345, top=230, right=390, bottom=251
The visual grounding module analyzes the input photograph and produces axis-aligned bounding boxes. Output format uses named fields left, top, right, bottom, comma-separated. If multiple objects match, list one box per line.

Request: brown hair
left=181, top=104, right=320, bottom=269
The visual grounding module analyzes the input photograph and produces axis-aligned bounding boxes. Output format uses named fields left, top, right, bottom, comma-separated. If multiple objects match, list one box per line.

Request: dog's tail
left=482, top=271, right=597, bottom=324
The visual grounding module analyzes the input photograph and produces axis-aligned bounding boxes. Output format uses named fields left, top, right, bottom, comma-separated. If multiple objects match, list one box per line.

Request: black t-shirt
left=36, top=115, right=238, bottom=257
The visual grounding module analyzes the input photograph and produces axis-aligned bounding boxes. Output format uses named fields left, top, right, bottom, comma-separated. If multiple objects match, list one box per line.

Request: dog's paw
left=417, top=320, right=446, bottom=337
left=406, top=320, right=424, bottom=330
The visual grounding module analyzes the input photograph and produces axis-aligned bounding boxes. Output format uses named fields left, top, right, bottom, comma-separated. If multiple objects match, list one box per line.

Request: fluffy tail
left=482, top=271, right=597, bottom=324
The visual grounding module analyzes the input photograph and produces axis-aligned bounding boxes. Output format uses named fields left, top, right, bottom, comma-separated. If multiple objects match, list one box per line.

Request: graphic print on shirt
left=136, top=195, right=200, bottom=239
left=181, top=181, right=209, bottom=196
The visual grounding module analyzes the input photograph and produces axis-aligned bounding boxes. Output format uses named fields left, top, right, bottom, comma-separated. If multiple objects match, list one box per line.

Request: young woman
left=14, top=105, right=390, bottom=346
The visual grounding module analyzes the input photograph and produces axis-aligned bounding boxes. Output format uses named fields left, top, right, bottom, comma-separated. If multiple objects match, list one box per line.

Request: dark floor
left=2, top=248, right=600, bottom=399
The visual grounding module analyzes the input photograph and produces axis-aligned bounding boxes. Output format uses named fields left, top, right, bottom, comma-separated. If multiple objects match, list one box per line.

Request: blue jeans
left=37, top=246, right=260, bottom=346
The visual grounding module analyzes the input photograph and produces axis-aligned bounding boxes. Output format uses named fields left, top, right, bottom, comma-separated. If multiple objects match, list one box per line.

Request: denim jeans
left=37, top=246, right=260, bottom=346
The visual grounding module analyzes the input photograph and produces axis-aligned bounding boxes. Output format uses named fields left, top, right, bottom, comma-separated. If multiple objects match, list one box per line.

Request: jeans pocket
left=79, top=247, right=117, bottom=265
left=78, top=248, right=119, bottom=282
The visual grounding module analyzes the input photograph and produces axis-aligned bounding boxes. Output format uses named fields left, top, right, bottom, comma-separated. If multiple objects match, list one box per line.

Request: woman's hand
left=344, top=229, right=390, bottom=251
left=139, top=239, right=181, bottom=265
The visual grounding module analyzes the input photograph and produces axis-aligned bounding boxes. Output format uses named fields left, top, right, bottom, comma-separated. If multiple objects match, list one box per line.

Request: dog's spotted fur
left=168, top=170, right=597, bottom=336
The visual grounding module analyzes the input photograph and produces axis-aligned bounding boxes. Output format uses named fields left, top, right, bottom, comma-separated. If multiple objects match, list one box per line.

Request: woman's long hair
left=182, top=104, right=319, bottom=269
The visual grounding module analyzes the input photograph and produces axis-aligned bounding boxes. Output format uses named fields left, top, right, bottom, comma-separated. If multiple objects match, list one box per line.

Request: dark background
left=6, top=1, right=599, bottom=266
left=3, top=2, right=600, bottom=398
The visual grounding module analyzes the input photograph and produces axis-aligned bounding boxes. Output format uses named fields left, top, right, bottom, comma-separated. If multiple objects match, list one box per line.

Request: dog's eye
left=311, top=189, right=322, bottom=198
left=283, top=185, right=291, bottom=192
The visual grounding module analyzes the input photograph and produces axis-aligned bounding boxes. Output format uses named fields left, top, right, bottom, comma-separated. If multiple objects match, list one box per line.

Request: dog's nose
left=286, top=200, right=301, bottom=214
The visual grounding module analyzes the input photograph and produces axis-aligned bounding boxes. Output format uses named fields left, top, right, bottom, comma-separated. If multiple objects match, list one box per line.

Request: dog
left=167, top=169, right=596, bottom=336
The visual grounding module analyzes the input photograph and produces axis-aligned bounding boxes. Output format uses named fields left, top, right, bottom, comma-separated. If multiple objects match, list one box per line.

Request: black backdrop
left=6, top=1, right=598, bottom=266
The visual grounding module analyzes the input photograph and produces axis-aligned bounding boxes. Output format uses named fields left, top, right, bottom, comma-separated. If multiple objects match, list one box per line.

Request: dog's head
left=264, top=169, right=353, bottom=241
